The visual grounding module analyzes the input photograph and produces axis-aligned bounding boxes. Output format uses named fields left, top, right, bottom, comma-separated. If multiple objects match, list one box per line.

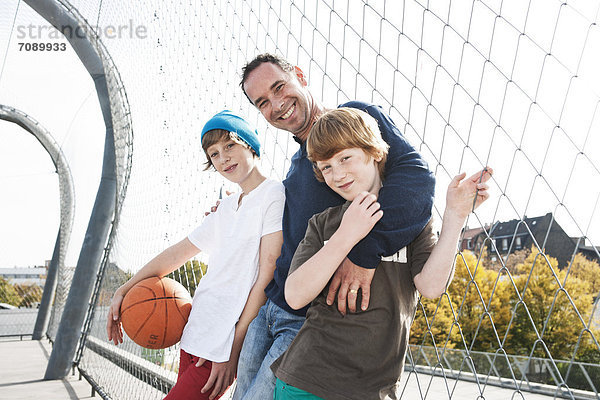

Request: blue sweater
left=264, top=101, right=436, bottom=316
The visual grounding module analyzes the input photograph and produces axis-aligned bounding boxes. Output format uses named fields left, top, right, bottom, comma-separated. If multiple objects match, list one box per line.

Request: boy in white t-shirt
left=106, top=110, right=285, bottom=400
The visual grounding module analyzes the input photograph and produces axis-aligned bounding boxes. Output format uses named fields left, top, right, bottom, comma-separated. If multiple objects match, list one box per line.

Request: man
left=232, top=53, right=436, bottom=400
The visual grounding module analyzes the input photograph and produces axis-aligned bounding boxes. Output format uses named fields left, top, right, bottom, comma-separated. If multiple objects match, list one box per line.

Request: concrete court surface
left=398, top=370, right=560, bottom=399
left=0, top=338, right=94, bottom=400
left=0, top=338, right=562, bottom=400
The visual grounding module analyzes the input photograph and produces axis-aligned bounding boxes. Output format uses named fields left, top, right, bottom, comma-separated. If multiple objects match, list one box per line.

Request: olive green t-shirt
left=272, top=202, right=437, bottom=400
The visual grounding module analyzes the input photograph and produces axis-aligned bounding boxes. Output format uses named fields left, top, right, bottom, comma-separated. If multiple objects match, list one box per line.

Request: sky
left=0, top=2, right=104, bottom=268
left=0, top=0, right=598, bottom=270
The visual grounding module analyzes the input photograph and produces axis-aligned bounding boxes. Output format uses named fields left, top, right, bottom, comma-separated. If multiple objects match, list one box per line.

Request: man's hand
left=106, top=292, right=124, bottom=345
left=326, top=257, right=375, bottom=315
left=204, top=191, right=233, bottom=216
left=197, top=357, right=236, bottom=399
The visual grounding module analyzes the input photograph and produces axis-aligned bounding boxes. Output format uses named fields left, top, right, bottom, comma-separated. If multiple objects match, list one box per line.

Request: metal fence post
left=20, top=0, right=117, bottom=380
left=0, top=104, right=75, bottom=341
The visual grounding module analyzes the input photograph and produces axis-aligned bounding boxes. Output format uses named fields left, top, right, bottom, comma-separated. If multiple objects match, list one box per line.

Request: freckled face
left=316, top=148, right=382, bottom=201
left=243, top=63, right=314, bottom=140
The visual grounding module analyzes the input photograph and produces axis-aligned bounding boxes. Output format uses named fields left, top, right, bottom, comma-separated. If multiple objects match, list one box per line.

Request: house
left=478, top=213, right=598, bottom=268
left=0, top=266, right=47, bottom=286
left=461, top=226, right=486, bottom=252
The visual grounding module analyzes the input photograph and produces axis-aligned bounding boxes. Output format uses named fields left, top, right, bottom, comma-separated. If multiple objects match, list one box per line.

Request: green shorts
left=273, top=378, right=324, bottom=399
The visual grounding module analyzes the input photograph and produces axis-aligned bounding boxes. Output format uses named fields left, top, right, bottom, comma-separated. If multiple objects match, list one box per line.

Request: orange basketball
left=120, top=276, right=192, bottom=349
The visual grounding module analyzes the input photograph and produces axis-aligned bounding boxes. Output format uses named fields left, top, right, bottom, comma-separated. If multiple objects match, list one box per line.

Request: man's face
left=243, top=62, right=314, bottom=139
left=315, top=147, right=382, bottom=201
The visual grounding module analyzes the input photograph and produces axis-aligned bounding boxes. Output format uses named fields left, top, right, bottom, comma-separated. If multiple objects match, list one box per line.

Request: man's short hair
left=201, top=129, right=256, bottom=171
left=240, top=53, right=294, bottom=102
left=307, top=108, right=389, bottom=182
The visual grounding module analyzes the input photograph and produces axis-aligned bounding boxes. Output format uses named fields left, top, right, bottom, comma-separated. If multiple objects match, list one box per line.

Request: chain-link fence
left=1, top=0, right=599, bottom=399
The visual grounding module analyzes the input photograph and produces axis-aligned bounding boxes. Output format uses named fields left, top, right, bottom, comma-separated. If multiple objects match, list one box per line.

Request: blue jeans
left=233, top=299, right=305, bottom=400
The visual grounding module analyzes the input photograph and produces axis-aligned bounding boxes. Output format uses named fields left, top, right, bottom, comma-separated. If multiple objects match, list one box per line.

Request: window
left=502, top=238, right=508, bottom=251
left=467, top=239, right=472, bottom=249
left=516, top=236, right=522, bottom=249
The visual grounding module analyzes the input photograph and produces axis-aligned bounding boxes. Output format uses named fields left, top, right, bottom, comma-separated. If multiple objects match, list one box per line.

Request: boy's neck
left=368, top=173, right=383, bottom=199
left=369, top=184, right=382, bottom=200
left=238, top=167, right=266, bottom=195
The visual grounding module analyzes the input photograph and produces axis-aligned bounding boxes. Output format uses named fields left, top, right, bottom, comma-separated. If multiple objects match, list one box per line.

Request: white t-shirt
left=180, top=178, right=284, bottom=361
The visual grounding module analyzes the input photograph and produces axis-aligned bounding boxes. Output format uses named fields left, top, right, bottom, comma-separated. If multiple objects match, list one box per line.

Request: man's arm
left=414, top=168, right=492, bottom=298
left=285, top=192, right=382, bottom=310
left=346, top=102, right=435, bottom=266
left=328, top=101, right=436, bottom=313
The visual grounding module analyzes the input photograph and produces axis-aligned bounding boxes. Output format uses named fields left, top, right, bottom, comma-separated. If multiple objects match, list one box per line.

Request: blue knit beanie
left=201, top=110, right=261, bottom=157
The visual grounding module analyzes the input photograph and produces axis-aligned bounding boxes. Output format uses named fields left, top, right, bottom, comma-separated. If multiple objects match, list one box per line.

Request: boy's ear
left=294, top=66, right=308, bottom=86
left=374, top=152, right=384, bottom=163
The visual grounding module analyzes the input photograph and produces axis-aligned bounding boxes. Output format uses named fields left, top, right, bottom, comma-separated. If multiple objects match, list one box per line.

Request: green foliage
left=410, top=292, right=459, bottom=350
left=0, top=278, right=43, bottom=307
left=98, top=263, right=133, bottom=306
left=505, top=249, right=600, bottom=361
left=0, top=277, right=21, bottom=306
left=167, top=259, right=208, bottom=297
left=13, top=283, right=43, bottom=308
left=410, top=247, right=600, bottom=391
left=569, top=253, right=600, bottom=298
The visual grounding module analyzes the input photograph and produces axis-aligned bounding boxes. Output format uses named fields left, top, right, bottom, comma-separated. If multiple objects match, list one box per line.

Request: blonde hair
left=201, top=129, right=256, bottom=171
left=307, top=108, right=389, bottom=181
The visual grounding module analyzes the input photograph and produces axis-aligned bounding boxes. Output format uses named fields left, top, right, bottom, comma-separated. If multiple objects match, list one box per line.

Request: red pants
left=164, top=349, right=225, bottom=400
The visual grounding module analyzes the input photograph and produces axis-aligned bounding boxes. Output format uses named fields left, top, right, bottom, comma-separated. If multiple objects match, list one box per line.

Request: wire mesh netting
left=1, top=0, right=600, bottom=399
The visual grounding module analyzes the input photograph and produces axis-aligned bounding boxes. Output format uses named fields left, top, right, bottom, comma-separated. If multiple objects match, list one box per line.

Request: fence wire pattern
left=1, top=0, right=600, bottom=399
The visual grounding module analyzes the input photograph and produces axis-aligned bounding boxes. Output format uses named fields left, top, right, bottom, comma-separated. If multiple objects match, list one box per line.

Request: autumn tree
left=503, top=248, right=531, bottom=274
left=410, top=292, right=459, bottom=351
left=410, top=250, right=513, bottom=353
left=168, top=259, right=207, bottom=297
left=568, top=253, right=600, bottom=300
left=505, top=248, right=600, bottom=362
left=448, top=251, right=514, bottom=352
left=0, top=277, right=20, bottom=306
left=410, top=245, right=600, bottom=391
left=13, top=283, right=43, bottom=308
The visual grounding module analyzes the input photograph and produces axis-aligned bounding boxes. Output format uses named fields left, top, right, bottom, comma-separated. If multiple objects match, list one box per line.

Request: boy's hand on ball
left=106, top=292, right=124, bottom=345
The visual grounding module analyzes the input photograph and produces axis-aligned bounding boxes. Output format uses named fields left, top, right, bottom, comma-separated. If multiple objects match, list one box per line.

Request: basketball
left=120, top=276, right=192, bottom=349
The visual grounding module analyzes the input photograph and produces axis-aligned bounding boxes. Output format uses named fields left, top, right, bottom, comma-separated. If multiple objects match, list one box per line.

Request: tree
left=168, top=259, right=207, bottom=297
left=411, top=251, right=513, bottom=353
left=410, top=246, right=600, bottom=391
left=503, top=247, right=531, bottom=274
left=0, top=277, right=20, bottom=306
left=448, top=251, right=514, bottom=352
left=13, top=283, right=43, bottom=308
left=410, top=292, right=459, bottom=350
left=568, top=253, right=600, bottom=300
left=505, top=248, right=600, bottom=362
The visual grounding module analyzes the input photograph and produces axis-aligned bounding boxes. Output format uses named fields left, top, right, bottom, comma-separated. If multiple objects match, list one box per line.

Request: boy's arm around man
left=327, top=101, right=436, bottom=312
left=286, top=168, right=493, bottom=309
